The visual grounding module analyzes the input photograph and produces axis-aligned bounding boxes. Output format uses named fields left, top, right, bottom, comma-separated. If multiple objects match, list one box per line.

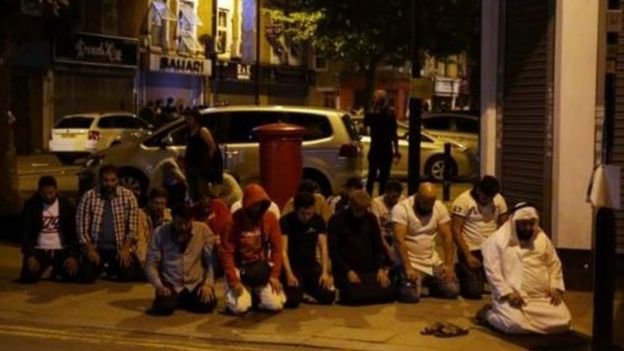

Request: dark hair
left=172, top=204, right=192, bottom=220
left=182, top=107, right=201, bottom=122
left=385, top=180, right=403, bottom=194
left=476, top=175, right=500, bottom=198
left=345, top=177, right=363, bottom=190
left=294, top=191, right=316, bottom=210
left=298, top=179, right=319, bottom=194
left=149, top=187, right=168, bottom=201
left=38, top=175, right=57, bottom=189
left=99, top=164, right=118, bottom=178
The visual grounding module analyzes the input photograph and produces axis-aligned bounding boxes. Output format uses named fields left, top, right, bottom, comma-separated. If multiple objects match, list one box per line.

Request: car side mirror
left=160, top=134, right=174, bottom=147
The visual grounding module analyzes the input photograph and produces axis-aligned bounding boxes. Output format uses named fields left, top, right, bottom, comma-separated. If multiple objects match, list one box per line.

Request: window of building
left=314, top=54, right=328, bottom=71
left=101, top=0, right=118, bottom=35
left=150, top=0, right=175, bottom=48
left=216, top=8, right=229, bottom=54
left=177, top=0, right=204, bottom=54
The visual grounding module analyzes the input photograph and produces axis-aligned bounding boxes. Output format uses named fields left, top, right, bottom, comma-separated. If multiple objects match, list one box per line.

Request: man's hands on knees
left=466, top=253, right=482, bottom=270
left=504, top=292, right=526, bottom=308
left=547, top=289, right=564, bottom=306
left=347, top=270, right=361, bottom=284
left=198, top=284, right=215, bottom=304
left=117, top=246, right=132, bottom=268
left=26, top=257, right=40, bottom=273
left=63, top=257, right=79, bottom=276
left=377, top=269, right=391, bottom=288
left=319, top=272, right=333, bottom=290
left=156, top=285, right=172, bottom=297
left=85, top=244, right=101, bottom=265
left=269, top=277, right=283, bottom=294
left=231, top=281, right=245, bottom=296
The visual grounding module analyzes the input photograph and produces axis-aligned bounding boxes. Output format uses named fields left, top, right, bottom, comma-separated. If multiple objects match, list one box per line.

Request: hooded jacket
left=220, top=184, right=283, bottom=285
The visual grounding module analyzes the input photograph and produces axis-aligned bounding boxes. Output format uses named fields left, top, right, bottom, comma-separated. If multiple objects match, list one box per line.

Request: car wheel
left=424, top=155, right=457, bottom=181
left=118, top=170, right=147, bottom=203
left=56, top=154, right=75, bottom=165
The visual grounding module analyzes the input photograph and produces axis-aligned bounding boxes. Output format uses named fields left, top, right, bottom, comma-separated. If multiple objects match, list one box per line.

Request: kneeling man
left=480, top=204, right=571, bottom=334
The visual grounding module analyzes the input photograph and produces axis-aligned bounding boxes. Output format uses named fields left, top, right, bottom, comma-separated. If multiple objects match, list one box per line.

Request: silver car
left=421, top=113, right=479, bottom=150
left=79, top=105, right=363, bottom=200
left=353, top=118, right=478, bottom=181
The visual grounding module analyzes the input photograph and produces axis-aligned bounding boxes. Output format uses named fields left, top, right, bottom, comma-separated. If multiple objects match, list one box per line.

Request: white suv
left=79, top=106, right=363, bottom=200
left=49, top=112, right=153, bottom=164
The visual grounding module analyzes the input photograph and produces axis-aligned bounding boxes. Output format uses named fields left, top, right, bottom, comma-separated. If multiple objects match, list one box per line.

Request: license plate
left=61, top=133, right=77, bottom=138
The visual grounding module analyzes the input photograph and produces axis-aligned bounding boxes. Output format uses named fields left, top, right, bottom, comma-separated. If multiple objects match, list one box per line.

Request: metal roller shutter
left=614, top=9, right=624, bottom=254
left=500, top=0, right=554, bottom=232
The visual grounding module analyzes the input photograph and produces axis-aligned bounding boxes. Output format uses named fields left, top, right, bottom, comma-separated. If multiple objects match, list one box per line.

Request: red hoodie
left=191, top=198, right=231, bottom=242
left=220, top=184, right=283, bottom=285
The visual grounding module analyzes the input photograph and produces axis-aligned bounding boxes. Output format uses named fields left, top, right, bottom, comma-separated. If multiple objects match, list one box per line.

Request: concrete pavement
left=0, top=242, right=597, bottom=351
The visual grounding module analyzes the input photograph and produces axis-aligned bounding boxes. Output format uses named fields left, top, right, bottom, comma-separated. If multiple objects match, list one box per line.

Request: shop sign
left=54, top=32, right=138, bottom=68
left=150, top=54, right=211, bottom=76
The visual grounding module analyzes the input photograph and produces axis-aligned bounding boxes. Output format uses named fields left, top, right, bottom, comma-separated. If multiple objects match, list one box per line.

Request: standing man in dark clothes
left=328, top=190, right=394, bottom=305
left=76, top=165, right=142, bottom=283
left=184, top=108, right=223, bottom=201
left=281, top=192, right=335, bottom=308
left=364, top=90, right=401, bottom=196
left=138, top=101, right=155, bottom=125
left=20, top=176, right=80, bottom=283
left=145, top=205, right=217, bottom=316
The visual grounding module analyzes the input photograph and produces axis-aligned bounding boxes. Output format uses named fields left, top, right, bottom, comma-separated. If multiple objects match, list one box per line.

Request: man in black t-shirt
left=280, top=192, right=335, bottom=308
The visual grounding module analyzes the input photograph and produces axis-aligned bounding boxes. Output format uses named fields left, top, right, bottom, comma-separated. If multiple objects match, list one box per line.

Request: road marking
left=0, top=324, right=223, bottom=351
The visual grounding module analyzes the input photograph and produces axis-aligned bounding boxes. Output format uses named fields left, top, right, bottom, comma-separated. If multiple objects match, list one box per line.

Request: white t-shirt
left=230, top=200, right=281, bottom=219
left=36, top=199, right=63, bottom=250
left=391, top=197, right=450, bottom=275
left=451, top=190, right=508, bottom=251
left=371, top=195, right=405, bottom=240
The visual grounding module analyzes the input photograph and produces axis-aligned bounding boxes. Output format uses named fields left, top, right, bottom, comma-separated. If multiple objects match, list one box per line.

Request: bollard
left=443, top=142, right=452, bottom=201
left=253, top=123, right=305, bottom=209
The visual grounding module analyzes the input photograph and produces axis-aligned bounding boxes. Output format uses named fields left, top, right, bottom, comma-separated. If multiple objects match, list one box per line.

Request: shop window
left=150, top=0, right=175, bottom=48
left=177, top=0, right=204, bottom=54
left=216, top=8, right=229, bottom=54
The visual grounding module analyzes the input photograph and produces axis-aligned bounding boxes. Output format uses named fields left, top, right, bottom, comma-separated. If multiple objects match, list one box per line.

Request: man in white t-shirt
left=392, top=182, right=459, bottom=302
left=451, top=175, right=508, bottom=299
left=370, top=180, right=405, bottom=264
left=20, top=176, right=79, bottom=283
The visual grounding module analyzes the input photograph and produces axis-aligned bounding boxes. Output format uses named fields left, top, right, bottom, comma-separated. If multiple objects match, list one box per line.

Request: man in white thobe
left=480, top=204, right=571, bottom=334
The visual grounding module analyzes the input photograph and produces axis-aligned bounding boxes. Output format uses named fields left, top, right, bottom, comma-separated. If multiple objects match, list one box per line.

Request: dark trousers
left=20, top=249, right=78, bottom=284
left=79, top=249, right=143, bottom=284
left=366, top=154, right=392, bottom=196
left=151, top=285, right=217, bottom=316
left=335, top=270, right=395, bottom=306
left=282, top=266, right=336, bottom=308
left=455, top=250, right=485, bottom=299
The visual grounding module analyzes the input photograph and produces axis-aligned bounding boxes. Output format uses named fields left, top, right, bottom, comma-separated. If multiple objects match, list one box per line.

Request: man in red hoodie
left=220, top=184, right=286, bottom=314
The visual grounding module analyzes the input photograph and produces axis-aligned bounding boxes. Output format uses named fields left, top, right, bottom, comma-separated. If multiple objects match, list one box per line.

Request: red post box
left=253, top=123, right=305, bottom=209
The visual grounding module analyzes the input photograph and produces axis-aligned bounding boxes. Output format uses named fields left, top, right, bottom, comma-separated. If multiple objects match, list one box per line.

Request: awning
left=179, top=5, right=204, bottom=26
left=151, top=0, right=176, bottom=22
left=180, top=32, right=204, bottom=52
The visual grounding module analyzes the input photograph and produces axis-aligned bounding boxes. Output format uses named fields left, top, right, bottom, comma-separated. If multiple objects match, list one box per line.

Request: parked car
left=352, top=117, right=478, bottom=181
left=421, top=112, right=479, bottom=150
left=49, top=112, right=153, bottom=164
left=79, top=105, right=363, bottom=201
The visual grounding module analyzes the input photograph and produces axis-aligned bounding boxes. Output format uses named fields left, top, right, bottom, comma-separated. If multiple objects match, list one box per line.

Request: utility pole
left=255, top=0, right=261, bottom=105
left=407, top=0, right=422, bottom=195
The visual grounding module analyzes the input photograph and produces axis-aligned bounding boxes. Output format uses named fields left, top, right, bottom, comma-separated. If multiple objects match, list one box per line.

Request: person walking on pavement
left=76, top=165, right=142, bottom=283
left=392, top=182, right=459, bottom=302
left=145, top=205, right=217, bottom=316
left=364, top=90, right=400, bottom=196
left=220, top=184, right=286, bottom=314
left=20, top=176, right=80, bottom=283
left=281, top=192, right=335, bottom=308
left=452, top=175, right=508, bottom=299
left=183, top=108, right=223, bottom=201
left=328, top=190, right=395, bottom=305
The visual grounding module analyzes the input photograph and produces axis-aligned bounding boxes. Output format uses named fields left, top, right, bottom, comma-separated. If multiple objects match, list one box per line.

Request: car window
left=283, top=113, right=333, bottom=141
left=345, top=115, right=364, bottom=140
left=456, top=118, right=479, bottom=134
left=220, top=111, right=279, bottom=143
left=143, top=121, right=184, bottom=147
left=170, top=126, right=188, bottom=146
left=421, top=133, right=434, bottom=143
left=98, top=116, right=139, bottom=129
left=422, top=117, right=450, bottom=131
left=55, top=116, right=94, bottom=129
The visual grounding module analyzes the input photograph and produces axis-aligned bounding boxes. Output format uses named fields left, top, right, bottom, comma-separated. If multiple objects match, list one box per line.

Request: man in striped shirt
left=76, top=165, right=142, bottom=283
